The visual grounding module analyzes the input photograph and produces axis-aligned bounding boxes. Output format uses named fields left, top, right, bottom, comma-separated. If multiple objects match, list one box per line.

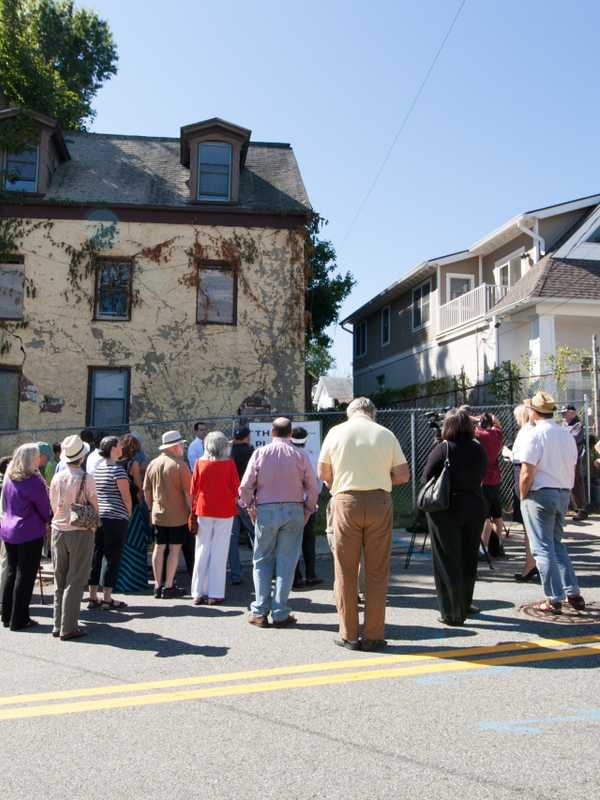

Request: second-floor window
left=381, top=306, right=391, bottom=346
left=494, top=250, right=523, bottom=289
left=586, top=225, right=600, bottom=243
left=3, top=146, right=39, bottom=192
left=197, top=142, right=232, bottom=201
left=95, top=259, right=132, bottom=320
left=412, top=279, right=431, bottom=330
left=0, top=256, right=25, bottom=320
left=197, top=262, right=237, bottom=324
left=355, top=319, right=367, bottom=357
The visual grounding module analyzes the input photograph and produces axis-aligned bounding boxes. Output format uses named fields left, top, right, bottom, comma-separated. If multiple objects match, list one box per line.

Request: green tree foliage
left=0, top=0, right=117, bottom=133
left=305, top=213, right=355, bottom=376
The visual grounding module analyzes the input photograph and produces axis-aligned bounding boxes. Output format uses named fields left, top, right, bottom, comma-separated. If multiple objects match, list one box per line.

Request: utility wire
left=340, top=0, right=467, bottom=249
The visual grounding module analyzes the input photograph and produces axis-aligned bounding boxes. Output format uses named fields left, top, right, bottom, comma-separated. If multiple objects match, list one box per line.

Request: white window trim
left=355, top=319, right=367, bottom=358
left=412, top=279, right=432, bottom=331
left=445, top=272, right=474, bottom=303
left=380, top=305, right=391, bottom=347
left=493, top=247, right=525, bottom=288
left=3, top=145, right=40, bottom=193
left=197, top=141, right=232, bottom=202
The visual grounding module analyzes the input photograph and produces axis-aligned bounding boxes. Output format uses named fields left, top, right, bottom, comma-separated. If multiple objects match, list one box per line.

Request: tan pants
left=332, top=490, right=392, bottom=641
left=52, top=529, right=95, bottom=636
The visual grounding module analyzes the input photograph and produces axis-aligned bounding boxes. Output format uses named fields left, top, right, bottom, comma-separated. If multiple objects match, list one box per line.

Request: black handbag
left=417, top=441, right=451, bottom=513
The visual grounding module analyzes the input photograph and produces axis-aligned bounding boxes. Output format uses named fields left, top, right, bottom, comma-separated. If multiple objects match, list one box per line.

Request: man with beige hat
left=519, top=391, right=585, bottom=614
left=143, top=430, right=192, bottom=599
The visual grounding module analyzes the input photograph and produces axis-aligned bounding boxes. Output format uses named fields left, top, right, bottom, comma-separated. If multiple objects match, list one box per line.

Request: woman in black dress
left=423, top=408, right=487, bottom=626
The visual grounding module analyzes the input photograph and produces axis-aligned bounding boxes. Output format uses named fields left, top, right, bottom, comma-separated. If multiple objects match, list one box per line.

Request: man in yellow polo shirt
left=318, top=397, right=409, bottom=651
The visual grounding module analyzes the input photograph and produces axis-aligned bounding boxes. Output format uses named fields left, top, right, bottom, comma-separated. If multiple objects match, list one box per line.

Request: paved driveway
left=1, top=520, right=599, bottom=800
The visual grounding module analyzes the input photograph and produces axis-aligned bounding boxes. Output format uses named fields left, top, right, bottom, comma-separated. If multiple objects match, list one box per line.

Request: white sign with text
left=249, top=421, right=322, bottom=475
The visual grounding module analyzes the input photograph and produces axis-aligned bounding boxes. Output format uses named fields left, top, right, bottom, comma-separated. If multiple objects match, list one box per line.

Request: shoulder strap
left=444, top=440, right=450, bottom=464
left=77, top=471, right=87, bottom=502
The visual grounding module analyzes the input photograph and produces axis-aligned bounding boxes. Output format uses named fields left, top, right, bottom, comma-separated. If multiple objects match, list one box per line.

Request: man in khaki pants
left=318, top=398, right=409, bottom=651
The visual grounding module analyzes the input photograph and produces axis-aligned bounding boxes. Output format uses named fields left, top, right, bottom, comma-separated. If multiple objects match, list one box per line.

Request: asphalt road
left=1, top=519, right=599, bottom=800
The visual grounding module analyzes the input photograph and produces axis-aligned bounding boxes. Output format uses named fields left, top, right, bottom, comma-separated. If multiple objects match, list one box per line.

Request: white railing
left=438, top=284, right=508, bottom=333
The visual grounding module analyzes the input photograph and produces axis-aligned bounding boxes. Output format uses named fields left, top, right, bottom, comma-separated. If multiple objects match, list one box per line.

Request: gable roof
left=314, top=376, right=353, bottom=404
left=42, top=131, right=310, bottom=214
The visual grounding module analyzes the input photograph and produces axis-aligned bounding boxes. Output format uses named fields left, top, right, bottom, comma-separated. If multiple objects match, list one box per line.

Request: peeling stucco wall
left=1, top=219, right=306, bottom=444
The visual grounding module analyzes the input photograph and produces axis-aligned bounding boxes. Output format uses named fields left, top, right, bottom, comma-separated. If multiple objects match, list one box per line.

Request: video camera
left=424, top=408, right=450, bottom=439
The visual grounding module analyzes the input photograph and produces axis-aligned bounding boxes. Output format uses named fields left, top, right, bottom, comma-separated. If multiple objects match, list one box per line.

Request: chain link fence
left=1, top=401, right=594, bottom=530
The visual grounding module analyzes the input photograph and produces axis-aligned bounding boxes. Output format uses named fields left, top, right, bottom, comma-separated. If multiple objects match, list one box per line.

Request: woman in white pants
left=189, top=432, right=240, bottom=605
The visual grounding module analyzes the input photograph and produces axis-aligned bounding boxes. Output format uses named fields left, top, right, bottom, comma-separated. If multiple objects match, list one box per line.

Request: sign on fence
left=249, top=421, right=323, bottom=474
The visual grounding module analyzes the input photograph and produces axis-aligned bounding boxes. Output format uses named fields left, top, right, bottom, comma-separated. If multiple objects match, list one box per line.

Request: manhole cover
left=520, top=601, right=600, bottom=624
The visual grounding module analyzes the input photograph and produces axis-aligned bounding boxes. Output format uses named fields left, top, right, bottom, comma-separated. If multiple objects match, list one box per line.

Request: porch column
left=529, top=314, right=556, bottom=395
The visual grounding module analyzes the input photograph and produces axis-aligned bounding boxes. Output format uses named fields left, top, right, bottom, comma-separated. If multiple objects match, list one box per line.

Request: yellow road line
left=1, top=642, right=599, bottom=721
left=2, top=633, right=599, bottom=708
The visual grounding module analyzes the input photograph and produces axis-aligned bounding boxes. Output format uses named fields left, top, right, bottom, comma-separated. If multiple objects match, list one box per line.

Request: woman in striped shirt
left=88, top=436, right=132, bottom=610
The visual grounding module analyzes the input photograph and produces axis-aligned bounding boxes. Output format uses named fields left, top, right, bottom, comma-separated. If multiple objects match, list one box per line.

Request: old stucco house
left=0, top=109, right=311, bottom=447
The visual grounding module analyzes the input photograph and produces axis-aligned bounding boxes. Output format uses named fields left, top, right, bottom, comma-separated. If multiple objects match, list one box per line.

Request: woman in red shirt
left=189, top=431, right=240, bottom=605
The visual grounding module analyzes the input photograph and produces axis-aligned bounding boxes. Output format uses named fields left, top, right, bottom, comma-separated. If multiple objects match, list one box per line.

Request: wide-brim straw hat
left=525, top=391, right=557, bottom=414
left=159, top=430, right=187, bottom=450
left=61, top=435, right=91, bottom=464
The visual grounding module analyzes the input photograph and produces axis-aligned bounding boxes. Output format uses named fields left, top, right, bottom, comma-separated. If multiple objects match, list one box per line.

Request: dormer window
left=197, top=142, right=232, bottom=201
left=179, top=117, right=251, bottom=205
left=3, top=146, right=39, bottom=192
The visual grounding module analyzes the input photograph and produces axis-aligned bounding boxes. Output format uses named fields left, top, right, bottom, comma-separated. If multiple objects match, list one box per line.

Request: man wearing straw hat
left=520, top=391, right=586, bottom=615
left=144, top=430, right=192, bottom=599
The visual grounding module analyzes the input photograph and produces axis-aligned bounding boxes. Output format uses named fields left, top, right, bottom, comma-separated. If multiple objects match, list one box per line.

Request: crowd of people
left=0, top=393, right=596, bottom=648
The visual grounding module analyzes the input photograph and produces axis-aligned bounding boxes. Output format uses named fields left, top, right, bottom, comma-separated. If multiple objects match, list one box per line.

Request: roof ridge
left=65, top=131, right=291, bottom=149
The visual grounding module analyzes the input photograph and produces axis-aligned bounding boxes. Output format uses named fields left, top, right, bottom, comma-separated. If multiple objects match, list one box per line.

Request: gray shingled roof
left=493, top=256, right=600, bottom=312
left=45, top=132, right=310, bottom=213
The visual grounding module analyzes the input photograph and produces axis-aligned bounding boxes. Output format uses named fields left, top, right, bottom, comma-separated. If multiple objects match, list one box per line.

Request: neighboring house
left=312, top=376, right=353, bottom=410
left=344, top=193, right=600, bottom=400
left=0, top=108, right=311, bottom=447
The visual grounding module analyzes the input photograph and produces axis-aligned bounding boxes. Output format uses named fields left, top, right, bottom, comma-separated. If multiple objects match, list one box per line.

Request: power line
left=340, top=0, right=467, bottom=249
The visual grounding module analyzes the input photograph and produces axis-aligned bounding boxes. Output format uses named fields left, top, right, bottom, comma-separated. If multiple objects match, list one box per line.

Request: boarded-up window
left=88, top=368, right=130, bottom=428
left=197, top=264, right=236, bottom=325
left=0, top=368, right=20, bottom=430
left=0, top=257, right=25, bottom=319
left=95, top=259, right=132, bottom=320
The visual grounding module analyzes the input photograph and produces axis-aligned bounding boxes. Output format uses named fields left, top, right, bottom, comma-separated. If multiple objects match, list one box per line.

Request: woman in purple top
left=0, top=443, right=53, bottom=631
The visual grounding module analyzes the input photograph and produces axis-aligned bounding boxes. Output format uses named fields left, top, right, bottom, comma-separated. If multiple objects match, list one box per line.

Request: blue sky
left=86, top=0, right=600, bottom=375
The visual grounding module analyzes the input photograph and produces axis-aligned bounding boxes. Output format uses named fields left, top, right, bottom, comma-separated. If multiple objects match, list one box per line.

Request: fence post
left=410, top=412, right=417, bottom=513
left=584, top=394, right=591, bottom=505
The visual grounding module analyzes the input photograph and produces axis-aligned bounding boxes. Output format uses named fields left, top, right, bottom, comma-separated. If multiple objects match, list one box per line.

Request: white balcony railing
left=438, top=284, right=508, bottom=333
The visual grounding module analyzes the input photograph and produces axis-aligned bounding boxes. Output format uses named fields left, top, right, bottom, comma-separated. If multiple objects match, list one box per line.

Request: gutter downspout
left=340, top=321, right=353, bottom=334
left=517, top=218, right=545, bottom=263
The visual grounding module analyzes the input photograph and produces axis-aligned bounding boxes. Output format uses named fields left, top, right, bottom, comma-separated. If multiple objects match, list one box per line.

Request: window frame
left=493, top=247, right=525, bottom=289
left=196, top=141, right=233, bottom=202
left=3, top=145, right=40, bottom=193
left=0, top=255, right=25, bottom=321
left=0, top=365, right=21, bottom=431
left=196, top=260, right=238, bottom=326
left=93, top=257, right=134, bottom=322
left=445, top=272, right=474, bottom=303
left=412, top=279, right=432, bottom=331
left=86, top=366, right=131, bottom=429
left=354, top=319, right=367, bottom=358
left=380, top=305, right=391, bottom=347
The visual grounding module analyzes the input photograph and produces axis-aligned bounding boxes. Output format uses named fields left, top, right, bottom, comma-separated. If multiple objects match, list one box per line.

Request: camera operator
left=472, top=411, right=505, bottom=557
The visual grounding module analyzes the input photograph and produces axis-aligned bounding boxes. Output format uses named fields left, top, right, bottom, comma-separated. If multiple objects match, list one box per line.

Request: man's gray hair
left=203, top=431, right=230, bottom=460
left=346, top=397, right=377, bottom=419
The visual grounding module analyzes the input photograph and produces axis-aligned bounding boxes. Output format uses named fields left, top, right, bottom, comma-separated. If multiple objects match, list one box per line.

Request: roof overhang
left=342, top=250, right=470, bottom=325
left=179, top=117, right=251, bottom=167
left=0, top=107, right=70, bottom=161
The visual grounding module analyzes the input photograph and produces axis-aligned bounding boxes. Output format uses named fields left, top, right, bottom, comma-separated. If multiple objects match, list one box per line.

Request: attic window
left=3, top=146, right=39, bottom=192
left=197, top=142, right=232, bottom=201
left=586, top=225, right=600, bottom=244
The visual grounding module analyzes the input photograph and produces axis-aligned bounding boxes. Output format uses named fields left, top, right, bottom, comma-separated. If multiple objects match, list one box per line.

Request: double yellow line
left=1, top=634, right=599, bottom=721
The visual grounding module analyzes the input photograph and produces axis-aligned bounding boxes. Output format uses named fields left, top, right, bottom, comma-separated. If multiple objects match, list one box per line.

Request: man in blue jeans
left=520, top=391, right=586, bottom=615
left=239, top=417, right=319, bottom=628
